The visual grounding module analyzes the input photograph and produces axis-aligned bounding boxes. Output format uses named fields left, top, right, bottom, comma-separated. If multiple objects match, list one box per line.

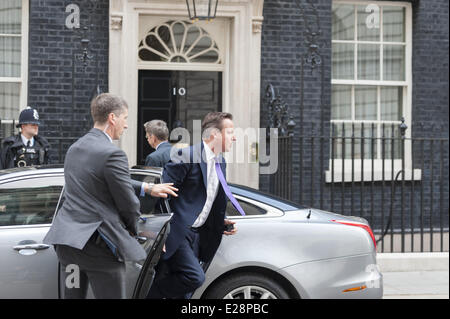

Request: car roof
left=0, top=165, right=164, bottom=181
left=229, top=183, right=307, bottom=211
left=130, top=165, right=164, bottom=175
left=0, top=165, right=305, bottom=211
left=0, top=164, right=65, bottom=179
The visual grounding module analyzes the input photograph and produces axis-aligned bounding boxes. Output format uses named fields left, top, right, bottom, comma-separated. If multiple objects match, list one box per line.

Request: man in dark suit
left=144, top=120, right=172, bottom=167
left=43, top=93, right=177, bottom=299
left=147, top=112, right=243, bottom=299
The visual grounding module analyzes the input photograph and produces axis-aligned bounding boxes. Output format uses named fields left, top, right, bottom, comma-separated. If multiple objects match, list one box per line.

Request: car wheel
left=204, top=273, right=291, bottom=299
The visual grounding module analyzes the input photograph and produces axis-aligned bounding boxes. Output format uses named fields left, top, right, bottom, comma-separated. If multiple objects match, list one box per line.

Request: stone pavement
left=377, top=252, right=449, bottom=299
left=382, top=271, right=449, bottom=299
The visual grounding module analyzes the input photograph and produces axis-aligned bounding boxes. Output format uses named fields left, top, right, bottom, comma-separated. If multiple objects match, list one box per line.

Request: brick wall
left=411, top=0, right=449, bottom=138
left=260, top=0, right=332, bottom=201
left=28, top=0, right=109, bottom=162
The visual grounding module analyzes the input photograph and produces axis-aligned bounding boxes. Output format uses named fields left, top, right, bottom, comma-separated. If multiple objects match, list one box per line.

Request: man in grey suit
left=144, top=120, right=172, bottom=167
left=44, top=93, right=177, bottom=299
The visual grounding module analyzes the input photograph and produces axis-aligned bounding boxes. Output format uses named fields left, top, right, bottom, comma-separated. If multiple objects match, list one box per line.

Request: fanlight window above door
left=139, top=20, right=221, bottom=64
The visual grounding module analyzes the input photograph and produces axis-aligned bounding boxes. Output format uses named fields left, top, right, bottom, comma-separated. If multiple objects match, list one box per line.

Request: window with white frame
left=0, top=0, right=28, bottom=126
left=329, top=1, right=415, bottom=182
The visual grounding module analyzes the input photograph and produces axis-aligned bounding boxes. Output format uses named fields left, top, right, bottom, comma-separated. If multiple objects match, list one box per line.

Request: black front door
left=137, top=70, right=222, bottom=165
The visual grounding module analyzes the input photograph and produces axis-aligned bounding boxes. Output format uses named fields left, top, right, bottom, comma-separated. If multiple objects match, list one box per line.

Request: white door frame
left=109, top=0, right=264, bottom=188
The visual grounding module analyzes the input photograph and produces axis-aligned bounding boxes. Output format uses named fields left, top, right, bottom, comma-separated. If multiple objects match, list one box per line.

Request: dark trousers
left=147, top=228, right=205, bottom=299
left=55, top=232, right=126, bottom=299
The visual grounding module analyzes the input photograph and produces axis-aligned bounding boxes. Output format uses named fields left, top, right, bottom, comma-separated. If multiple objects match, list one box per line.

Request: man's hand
left=223, top=219, right=237, bottom=236
left=146, top=183, right=178, bottom=198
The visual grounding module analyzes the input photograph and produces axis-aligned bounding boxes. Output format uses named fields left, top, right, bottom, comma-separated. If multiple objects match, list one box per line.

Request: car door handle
left=13, top=244, right=50, bottom=251
left=136, top=236, right=148, bottom=244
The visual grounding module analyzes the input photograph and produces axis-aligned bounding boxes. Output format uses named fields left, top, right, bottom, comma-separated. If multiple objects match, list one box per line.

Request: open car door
left=132, top=218, right=170, bottom=298
left=130, top=167, right=172, bottom=299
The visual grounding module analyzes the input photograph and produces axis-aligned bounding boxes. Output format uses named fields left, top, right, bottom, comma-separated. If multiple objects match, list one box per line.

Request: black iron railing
left=271, top=119, right=449, bottom=253
left=270, top=135, right=293, bottom=201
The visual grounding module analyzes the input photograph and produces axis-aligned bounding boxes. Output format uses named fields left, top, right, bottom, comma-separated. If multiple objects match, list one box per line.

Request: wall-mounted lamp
left=186, top=0, right=219, bottom=21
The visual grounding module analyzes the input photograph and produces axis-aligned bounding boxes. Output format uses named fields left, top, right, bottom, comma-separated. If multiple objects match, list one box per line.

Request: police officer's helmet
left=16, top=107, right=41, bottom=128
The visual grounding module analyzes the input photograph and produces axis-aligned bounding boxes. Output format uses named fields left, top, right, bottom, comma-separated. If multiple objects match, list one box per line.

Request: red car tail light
left=331, top=220, right=377, bottom=249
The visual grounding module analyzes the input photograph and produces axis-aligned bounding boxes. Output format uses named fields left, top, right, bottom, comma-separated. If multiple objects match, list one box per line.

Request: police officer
left=0, top=107, right=50, bottom=169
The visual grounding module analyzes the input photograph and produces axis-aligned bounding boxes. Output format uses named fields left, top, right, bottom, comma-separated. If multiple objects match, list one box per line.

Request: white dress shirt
left=21, top=135, right=34, bottom=147
left=101, top=130, right=113, bottom=143
left=191, top=142, right=220, bottom=228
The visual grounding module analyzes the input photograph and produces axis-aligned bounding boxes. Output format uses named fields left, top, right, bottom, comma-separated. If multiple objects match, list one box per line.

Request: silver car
left=0, top=166, right=383, bottom=299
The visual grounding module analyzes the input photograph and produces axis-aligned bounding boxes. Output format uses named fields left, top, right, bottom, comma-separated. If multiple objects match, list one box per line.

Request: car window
left=131, top=173, right=168, bottom=215
left=0, top=185, right=63, bottom=226
left=226, top=198, right=267, bottom=217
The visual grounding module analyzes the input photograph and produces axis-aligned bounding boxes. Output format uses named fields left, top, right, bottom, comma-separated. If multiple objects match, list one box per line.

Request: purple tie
left=215, top=161, right=246, bottom=216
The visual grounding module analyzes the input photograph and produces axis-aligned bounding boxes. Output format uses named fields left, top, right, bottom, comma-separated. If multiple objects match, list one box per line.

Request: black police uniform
left=0, top=107, right=50, bottom=169
left=0, top=134, right=50, bottom=169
